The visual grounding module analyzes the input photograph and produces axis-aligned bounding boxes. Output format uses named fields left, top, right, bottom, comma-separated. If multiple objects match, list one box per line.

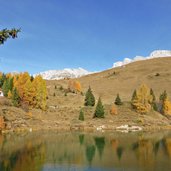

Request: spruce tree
left=150, top=88, right=158, bottom=111
left=94, top=97, right=105, bottom=118
left=79, top=109, right=84, bottom=121
left=131, top=89, right=137, bottom=101
left=160, top=90, right=167, bottom=101
left=2, top=77, right=13, bottom=97
left=0, top=73, right=6, bottom=88
left=115, top=94, right=122, bottom=105
left=12, top=88, right=20, bottom=107
left=84, top=86, right=95, bottom=106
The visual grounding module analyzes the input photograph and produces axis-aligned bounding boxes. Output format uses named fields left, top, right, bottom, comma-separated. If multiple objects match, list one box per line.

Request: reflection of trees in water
left=162, top=138, right=171, bottom=157
left=116, top=146, right=124, bottom=161
left=94, top=137, right=105, bottom=159
left=0, top=141, right=46, bottom=171
left=132, top=139, right=157, bottom=167
left=86, top=145, right=96, bottom=165
left=79, top=134, right=85, bottom=145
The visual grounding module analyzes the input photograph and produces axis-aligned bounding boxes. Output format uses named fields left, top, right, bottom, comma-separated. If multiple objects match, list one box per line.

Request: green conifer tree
left=0, top=73, right=6, bottom=88
left=79, top=109, right=84, bottom=121
left=115, top=94, right=122, bottom=105
left=84, top=86, right=95, bottom=106
left=12, top=88, right=20, bottom=107
left=131, top=89, right=137, bottom=101
left=160, top=90, right=167, bottom=101
left=150, top=88, right=158, bottom=111
left=0, top=28, right=20, bottom=45
left=2, top=77, right=13, bottom=97
left=94, top=97, right=105, bottom=118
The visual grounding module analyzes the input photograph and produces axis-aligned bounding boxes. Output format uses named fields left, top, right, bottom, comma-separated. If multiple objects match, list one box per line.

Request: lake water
left=0, top=131, right=171, bottom=171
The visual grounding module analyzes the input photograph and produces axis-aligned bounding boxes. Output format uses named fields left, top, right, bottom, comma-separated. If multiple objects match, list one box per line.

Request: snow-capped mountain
left=113, top=50, right=171, bottom=68
left=34, top=68, right=90, bottom=80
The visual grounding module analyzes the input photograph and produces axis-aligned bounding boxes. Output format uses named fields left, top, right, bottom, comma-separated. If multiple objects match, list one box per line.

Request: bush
left=110, top=104, right=118, bottom=115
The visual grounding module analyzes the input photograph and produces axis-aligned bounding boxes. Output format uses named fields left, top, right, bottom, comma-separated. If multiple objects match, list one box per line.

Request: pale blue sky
left=0, top=0, right=171, bottom=74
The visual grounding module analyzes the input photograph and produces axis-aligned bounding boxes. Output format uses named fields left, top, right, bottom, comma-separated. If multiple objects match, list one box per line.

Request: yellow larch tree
left=132, top=84, right=153, bottom=114
left=32, top=75, right=47, bottom=110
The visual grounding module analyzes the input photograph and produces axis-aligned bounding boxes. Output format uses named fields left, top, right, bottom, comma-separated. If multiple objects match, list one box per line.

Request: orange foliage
left=110, top=104, right=118, bottom=115
left=0, top=116, right=5, bottom=130
left=68, top=80, right=81, bottom=93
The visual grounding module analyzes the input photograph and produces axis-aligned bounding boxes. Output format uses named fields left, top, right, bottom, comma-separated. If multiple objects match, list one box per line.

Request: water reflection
left=0, top=131, right=171, bottom=171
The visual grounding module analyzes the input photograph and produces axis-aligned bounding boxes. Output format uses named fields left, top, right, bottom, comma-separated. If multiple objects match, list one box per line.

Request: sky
left=0, top=0, right=171, bottom=74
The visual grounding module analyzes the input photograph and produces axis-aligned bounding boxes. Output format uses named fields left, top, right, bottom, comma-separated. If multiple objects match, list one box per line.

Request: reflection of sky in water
left=1, top=132, right=171, bottom=171
left=42, top=165, right=120, bottom=171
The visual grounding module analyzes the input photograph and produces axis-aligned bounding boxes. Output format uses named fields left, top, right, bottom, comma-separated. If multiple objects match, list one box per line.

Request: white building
left=0, top=90, right=4, bottom=97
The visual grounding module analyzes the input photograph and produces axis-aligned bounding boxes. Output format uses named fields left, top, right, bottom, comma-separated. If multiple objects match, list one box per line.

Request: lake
left=0, top=131, right=171, bottom=171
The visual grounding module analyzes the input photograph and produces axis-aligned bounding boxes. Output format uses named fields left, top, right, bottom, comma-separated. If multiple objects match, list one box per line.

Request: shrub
left=110, top=104, right=118, bottom=115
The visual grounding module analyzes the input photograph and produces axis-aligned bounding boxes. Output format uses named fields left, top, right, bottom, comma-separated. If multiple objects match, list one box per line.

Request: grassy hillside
left=47, top=57, right=171, bottom=105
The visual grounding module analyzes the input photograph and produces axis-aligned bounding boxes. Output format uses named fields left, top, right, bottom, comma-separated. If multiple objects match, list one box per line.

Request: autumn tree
left=68, top=80, right=81, bottom=93
left=110, top=104, right=118, bottom=115
left=0, top=28, right=20, bottom=45
left=162, top=98, right=171, bottom=115
left=94, top=97, right=105, bottom=118
left=115, top=94, right=122, bottom=105
left=84, top=86, right=95, bottom=106
left=131, top=84, right=153, bottom=114
left=0, top=116, right=5, bottom=130
left=32, top=75, right=47, bottom=110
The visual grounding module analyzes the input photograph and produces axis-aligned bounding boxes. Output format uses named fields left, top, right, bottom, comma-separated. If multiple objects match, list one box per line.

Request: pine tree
left=12, top=88, right=20, bottom=107
left=0, top=28, right=20, bottom=45
left=79, top=109, right=84, bottom=121
left=150, top=88, right=158, bottom=111
left=115, top=94, right=122, bottom=105
left=84, top=86, right=95, bottom=106
left=131, top=89, right=138, bottom=101
left=94, top=97, right=105, bottom=118
left=160, top=90, right=167, bottom=101
left=0, top=73, right=6, bottom=88
left=2, top=77, right=13, bottom=97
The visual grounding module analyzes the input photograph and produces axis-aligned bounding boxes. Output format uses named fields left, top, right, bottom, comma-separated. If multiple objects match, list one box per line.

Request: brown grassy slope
left=46, top=57, right=171, bottom=105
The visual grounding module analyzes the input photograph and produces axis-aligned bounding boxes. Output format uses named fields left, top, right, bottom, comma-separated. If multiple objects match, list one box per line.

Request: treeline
left=131, top=84, right=171, bottom=115
left=79, top=84, right=171, bottom=121
left=0, top=72, right=47, bottom=110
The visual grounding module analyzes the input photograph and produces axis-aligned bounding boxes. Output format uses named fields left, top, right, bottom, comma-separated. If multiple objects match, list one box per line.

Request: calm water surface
left=0, top=131, right=171, bottom=171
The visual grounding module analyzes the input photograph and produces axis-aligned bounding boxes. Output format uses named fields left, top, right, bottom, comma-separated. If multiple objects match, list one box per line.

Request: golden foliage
left=163, top=98, right=171, bottom=115
left=132, top=84, right=152, bottom=114
left=110, top=104, right=118, bottom=115
left=0, top=116, right=5, bottom=130
left=7, top=90, right=12, bottom=99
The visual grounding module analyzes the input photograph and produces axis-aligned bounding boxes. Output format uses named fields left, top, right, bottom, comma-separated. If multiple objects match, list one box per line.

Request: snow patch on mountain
left=34, top=68, right=90, bottom=80
left=113, top=50, right=171, bottom=68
